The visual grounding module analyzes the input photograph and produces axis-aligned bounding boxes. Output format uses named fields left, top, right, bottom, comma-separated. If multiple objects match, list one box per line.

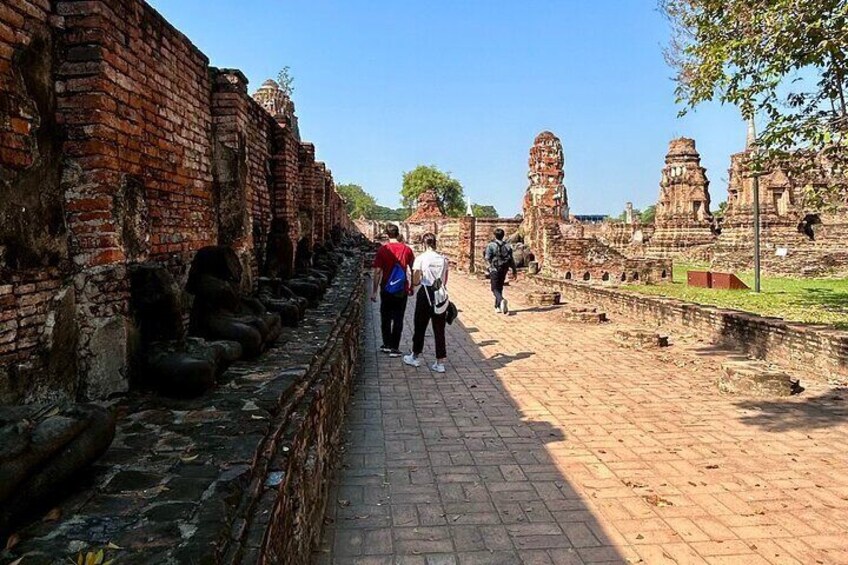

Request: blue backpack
left=384, top=262, right=407, bottom=295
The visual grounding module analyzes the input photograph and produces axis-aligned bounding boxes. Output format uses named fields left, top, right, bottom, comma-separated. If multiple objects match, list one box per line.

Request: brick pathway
left=315, top=275, right=848, bottom=564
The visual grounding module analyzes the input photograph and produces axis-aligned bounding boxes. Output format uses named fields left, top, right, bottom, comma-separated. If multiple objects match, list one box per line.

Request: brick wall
left=211, top=68, right=276, bottom=284
left=0, top=1, right=74, bottom=403
left=472, top=218, right=522, bottom=272
left=532, top=275, right=848, bottom=380
left=270, top=119, right=302, bottom=278
left=0, top=0, right=351, bottom=402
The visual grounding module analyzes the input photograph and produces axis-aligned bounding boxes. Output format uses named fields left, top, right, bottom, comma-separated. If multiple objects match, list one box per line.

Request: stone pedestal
left=525, top=291, right=561, bottom=306
left=614, top=329, right=669, bottom=349
left=561, top=304, right=607, bottom=323
left=718, top=361, right=801, bottom=396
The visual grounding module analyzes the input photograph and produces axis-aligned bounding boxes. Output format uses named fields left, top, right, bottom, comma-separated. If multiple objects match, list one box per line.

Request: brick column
left=458, top=217, right=476, bottom=273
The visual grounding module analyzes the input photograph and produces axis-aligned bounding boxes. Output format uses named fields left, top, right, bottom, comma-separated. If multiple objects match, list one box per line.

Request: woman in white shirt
left=403, top=233, right=449, bottom=373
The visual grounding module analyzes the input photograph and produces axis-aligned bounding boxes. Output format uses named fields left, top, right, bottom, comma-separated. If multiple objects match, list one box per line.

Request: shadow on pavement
left=315, top=287, right=628, bottom=564
left=735, top=388, right=848, bottom=432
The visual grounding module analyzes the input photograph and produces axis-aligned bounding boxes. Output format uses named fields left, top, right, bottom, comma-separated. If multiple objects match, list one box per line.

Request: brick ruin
left=645, top=138, right=717, bottom=257
left=712, top=148, right=848, bottom=275
left=585, top=129, right=848, bottom=276
left=521, top=132, right=671, bottom=283
left=0, top=1, right=353, bottom=404
left=1, top=0, right=365, bottom=558
left=405, top=188, right=445, bottom=222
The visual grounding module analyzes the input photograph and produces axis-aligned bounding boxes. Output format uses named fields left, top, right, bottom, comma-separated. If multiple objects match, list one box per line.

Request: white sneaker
left=494, top=306, right=501, bottom=314
left=431, top=362, right=446, bottom=373
left=501, top=299, right=509, bottom=314
left=403, top=354, right=421, bottom=367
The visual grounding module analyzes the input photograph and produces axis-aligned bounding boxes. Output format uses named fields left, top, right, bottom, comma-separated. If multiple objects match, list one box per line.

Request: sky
left=148, top=0, right=747, bottom=217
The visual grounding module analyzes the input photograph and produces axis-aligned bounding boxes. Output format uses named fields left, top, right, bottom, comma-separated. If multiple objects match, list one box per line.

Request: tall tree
left=662, top=0, right=848, bottom=175
left=371, top=205, right=410, bottom=221
left=640, top=205, right=657, bottom=224
left=471, top=204, right=499, bottom=218
left=401, top=165, right=466, bottom=217
left=335, top=183, right=377, bottom=219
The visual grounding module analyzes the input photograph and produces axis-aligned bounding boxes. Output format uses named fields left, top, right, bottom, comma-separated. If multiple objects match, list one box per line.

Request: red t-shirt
left=373, top=242, right=415, bottom=289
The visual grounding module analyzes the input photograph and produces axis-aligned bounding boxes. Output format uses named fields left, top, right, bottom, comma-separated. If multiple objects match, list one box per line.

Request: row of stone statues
left=132, top=238, right=345, bottom=399
left=0, top=232, right=355, bottom=543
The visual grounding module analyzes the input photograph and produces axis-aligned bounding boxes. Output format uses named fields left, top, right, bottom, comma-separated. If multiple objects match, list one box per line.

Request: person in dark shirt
left=371, top=224, right=415, bottom=356
left=484, top=228, right=517, bottom=314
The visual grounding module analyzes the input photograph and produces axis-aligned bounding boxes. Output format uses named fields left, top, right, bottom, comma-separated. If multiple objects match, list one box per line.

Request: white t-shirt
left=413, top=250, right=448, bottom=287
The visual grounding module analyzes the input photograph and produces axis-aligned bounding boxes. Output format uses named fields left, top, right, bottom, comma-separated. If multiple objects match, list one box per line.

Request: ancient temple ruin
left=521, top=132, right=670, bottom=283
left=646, top=138, right=717, bottom=257
left=1, top=1, right=360, bottom=559
left=713, top=146, right=848, bottom=275
left=405, top=189, right=446, bottom=222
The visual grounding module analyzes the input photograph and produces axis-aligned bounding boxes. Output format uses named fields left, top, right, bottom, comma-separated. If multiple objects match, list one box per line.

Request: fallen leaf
left=643, top=494, right=673, bottom=507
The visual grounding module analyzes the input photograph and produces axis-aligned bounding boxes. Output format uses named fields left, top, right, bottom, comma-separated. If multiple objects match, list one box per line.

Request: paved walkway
left=315, top=275, right=848, bottom=564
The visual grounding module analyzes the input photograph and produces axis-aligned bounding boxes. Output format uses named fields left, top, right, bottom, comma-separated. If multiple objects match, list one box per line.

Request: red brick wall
left=0, top=1, right=50, bottom=171
left=211, top=68, right=275, bottom=283
left=0, top=1, right=75, bottom=402
left=0, top=0, right=352, bottom=402
left=270, top=121, right=302, bottom=277
left=58, top=0, right=216, bottom=271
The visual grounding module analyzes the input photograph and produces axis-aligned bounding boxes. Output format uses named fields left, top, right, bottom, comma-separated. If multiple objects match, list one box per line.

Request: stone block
left=614, top=328, right=669, bottom=348
left=718, top=360, right=801, bottom=396
left=561, top=304, right=607, bottom=323
left=525, top=291, right=560, bottom=306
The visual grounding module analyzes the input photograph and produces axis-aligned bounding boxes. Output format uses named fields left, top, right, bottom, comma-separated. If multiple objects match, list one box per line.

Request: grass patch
left=624, top=263, right=848, bottom=330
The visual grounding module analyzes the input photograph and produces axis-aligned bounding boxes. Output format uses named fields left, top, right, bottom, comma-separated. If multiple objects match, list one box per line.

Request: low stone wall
left=8, top=257, right=364, bottom=565
left=531, top=275, right=848, bottom=380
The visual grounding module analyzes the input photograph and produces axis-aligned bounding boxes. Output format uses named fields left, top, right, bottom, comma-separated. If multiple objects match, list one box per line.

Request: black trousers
left=412, top=287, right=447, bottom=359
left=490, top=265, right=509, bottom=307
left=380, top=290, right=408, bottom=350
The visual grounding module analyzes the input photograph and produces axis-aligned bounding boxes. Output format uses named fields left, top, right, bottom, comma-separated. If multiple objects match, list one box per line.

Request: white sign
left=775, top=247, right=788, bottom=257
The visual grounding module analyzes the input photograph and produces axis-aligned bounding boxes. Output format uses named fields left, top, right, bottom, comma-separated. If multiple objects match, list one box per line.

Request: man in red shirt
left=372, top=224, right=415, bottom=356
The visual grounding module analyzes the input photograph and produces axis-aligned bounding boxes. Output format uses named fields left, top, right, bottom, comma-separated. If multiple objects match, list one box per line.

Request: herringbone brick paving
left=315, top=275, right=848, bottom=564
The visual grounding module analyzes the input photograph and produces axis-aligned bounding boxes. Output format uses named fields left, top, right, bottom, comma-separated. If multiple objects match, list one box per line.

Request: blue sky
left=148, top=0, right=746, bottom=217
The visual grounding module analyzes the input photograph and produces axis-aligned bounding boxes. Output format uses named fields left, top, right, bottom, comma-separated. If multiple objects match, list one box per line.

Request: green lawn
left=624, top=263, right=848, bottom=330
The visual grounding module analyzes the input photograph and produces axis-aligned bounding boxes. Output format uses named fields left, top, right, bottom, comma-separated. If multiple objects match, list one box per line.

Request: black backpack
left=490, top=241, right=510, bottom=271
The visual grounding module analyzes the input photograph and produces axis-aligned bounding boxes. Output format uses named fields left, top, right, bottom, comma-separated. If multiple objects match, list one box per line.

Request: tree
left=640, top=205, right=657, bottom=224
left=713, top=200, right=728, bottom=218
left=276, top=66, right=295, bottom=98
left=471, top=204, right=498, bottom=218
left=371, top=205, right=409, bottom=221
left=662, top=0, right=848, bottom=178
left=401, top=165, right=466, bottom=217
left=336, top=183, right=377, bottom=219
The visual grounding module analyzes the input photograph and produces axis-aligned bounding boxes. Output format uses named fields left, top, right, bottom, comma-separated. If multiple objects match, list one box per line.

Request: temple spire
left=746, top=116, right=757, bottom=151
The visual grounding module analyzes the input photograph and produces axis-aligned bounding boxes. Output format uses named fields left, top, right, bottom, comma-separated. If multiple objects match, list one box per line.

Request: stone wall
left=0, top=0, right=351, bottom=402
left=532, top=275, right=848, bottom=380
left=543, top=230, right=671, bottom=284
